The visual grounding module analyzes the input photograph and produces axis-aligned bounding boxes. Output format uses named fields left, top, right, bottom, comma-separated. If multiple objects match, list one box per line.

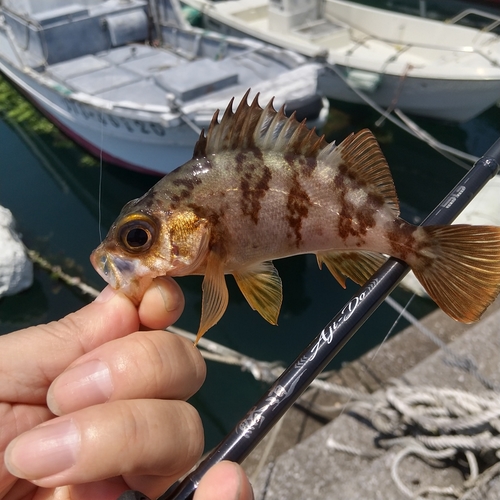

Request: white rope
left=326, top=437, right=384, bottom=459
left=27, top=248, right=100, bottom=298
left=323, top=62, right=478, bottom=169
left=169, top=326, right=372, bottom=404
left=389, top=442, right=459, bottom=499
left=329, top=383, right=500, bottom=499
left=25, top=250, right=370, bottom=403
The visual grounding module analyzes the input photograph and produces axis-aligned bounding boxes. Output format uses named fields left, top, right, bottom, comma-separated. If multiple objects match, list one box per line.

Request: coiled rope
left=327, top=381, right=500, bottom=499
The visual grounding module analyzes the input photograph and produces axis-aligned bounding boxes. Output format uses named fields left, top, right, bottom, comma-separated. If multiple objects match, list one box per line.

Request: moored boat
left=0, top=0, right=328, bottom=175
left=182, top=0, right=500, bottom=122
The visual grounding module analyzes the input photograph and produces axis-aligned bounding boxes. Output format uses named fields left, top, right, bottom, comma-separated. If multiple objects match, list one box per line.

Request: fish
left=91, top=90, right=500, bottom=344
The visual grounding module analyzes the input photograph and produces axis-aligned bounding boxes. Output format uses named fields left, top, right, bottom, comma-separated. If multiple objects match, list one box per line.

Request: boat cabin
left=1, top=0, right=150, bottom=68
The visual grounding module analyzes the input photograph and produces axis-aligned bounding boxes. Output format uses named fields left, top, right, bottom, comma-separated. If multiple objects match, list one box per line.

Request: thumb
left=195, top=461, right=254, bottom=500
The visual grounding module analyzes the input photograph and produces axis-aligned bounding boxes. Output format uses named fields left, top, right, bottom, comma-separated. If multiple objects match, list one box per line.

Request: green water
left=2, top=1, right=500, bottom=447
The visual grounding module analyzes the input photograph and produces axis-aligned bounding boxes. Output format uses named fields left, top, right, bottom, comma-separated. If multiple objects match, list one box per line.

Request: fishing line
left=370, top=293, right=416, bottom=363
left=98, top=110, right=104, bottom=242
left=332, top=292, right=416, bottom=423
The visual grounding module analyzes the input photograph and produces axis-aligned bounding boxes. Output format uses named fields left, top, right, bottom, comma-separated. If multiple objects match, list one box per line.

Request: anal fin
left=316, top=250, right=387, bottom=288
left=233, top=261, right=283, bottom=325
left=196, top=252, right=228, bottom=345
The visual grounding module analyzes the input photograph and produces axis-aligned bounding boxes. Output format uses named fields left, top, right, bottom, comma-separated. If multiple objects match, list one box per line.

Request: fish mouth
left=90, top=249, right=121, bottom=289
left=90, top=247, right=153, bottom=304
left=90, top=248, right=139, bottom=288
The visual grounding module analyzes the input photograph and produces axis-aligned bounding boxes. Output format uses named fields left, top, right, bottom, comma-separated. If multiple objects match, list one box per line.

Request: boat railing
left=1, top=8, right=49, bottom=69
left=165, top=24, right=233, bottom=61
left=446, top=8, right=500, bottom=33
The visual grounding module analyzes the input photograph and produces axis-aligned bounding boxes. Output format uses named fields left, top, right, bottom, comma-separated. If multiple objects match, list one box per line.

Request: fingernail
left=5, top=419, right=80, bottom=480
left=48, top=360, right=114, bottom=415
left=94, top=285, right=117, bottom=304
left=156, top=278, right=181, bottom=312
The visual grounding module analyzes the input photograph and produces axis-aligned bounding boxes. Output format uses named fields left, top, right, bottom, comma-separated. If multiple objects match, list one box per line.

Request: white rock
left=0, top=206, right=33, bottom=297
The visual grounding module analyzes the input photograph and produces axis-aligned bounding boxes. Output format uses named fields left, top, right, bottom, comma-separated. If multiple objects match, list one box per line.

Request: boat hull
left=319, top=65, right=500, bottom=122
left=184, top=0, right=500, bottom=122
left=0, top=58, right=195, bottom=176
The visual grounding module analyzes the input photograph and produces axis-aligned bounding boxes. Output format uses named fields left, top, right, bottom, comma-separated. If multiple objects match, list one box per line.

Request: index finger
left=0, top=277, right=184, bottom=404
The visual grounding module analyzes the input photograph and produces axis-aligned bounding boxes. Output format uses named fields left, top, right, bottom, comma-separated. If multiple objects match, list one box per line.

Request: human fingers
left=0, top=277, right=184, bottom=404
left=138, top=276, right=184, bottom=330
left=47, top=330, right=206, bottom=415
left=4, top=399, right=204, bottom=495
left=195, top=461, right=254, bottom=500
left=0, top=288, right=139, bottom=404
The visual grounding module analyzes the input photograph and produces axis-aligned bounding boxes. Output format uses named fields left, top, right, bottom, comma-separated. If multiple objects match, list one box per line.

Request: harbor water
left=2, top=1, right=500, bottom=450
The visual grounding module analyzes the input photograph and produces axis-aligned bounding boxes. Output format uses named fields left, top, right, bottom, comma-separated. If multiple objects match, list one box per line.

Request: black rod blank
left=121, top=138, right=500, bottom=500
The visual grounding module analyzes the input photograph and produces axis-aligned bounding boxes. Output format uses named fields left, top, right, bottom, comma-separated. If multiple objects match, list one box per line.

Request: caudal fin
left=412, top=225, right=500, bottom=323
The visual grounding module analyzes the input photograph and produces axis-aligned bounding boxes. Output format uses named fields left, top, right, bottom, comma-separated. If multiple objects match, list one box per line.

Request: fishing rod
left=118, top=137, right=500, bottom=500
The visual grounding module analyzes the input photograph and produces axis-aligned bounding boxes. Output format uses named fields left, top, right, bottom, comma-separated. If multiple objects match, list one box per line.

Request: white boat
left=182, top=0, right=500, bottom=122
left=0, top=0, right=328, bottom=175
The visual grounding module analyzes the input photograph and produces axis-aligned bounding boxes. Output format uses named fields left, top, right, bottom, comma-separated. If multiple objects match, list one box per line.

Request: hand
left=1, top=278, right=253, bottom=500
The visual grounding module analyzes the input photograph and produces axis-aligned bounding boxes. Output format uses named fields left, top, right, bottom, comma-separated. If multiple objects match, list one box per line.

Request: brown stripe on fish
left=385, top=222, right=432, bottom=263
left=286, top=173, right=312, bottom=247
left=173, top=177, right=202, bottom=190
left=126, top=186, right=170, bottom=212
left=338, top=161, right=366, bottom=186
left=325, top=129, right=400, bottom=218
left=239, top=161, right=272, bottom=224
left=187, top=202, right=230, bottom=259
left=171, top=176, right=202, bottom=202
left=284, top=152, right=318, bottom=177
left=281, top=123, right=324, bottom=177
left=334, top=170, right=382, bottom=243
left=136, top=191, right=157, bottom=210
left=235, top=151, right=262, bottom=174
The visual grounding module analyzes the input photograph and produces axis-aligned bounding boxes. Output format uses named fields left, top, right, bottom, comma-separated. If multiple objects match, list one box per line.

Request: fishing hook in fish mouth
left=91, top=252, right=136, bottom=290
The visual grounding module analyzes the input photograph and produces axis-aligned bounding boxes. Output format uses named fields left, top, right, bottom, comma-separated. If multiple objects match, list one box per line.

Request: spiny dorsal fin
left=192, top=89, right=328, bottom=158
left=319, top=129, right=400, bottom=216
left=193, top=93, right=399, bottom=215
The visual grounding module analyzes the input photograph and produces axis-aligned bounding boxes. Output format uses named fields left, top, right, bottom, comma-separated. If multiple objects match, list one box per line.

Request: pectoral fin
left=196, top=252, right=228, bottom=345
left=233, top=261, right=283, bottom=325
left=316, top=250, right=386, bottom=288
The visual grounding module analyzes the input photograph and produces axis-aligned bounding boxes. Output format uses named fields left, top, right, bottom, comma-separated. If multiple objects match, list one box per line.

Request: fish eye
left=118, top=217, right=156, bottom=253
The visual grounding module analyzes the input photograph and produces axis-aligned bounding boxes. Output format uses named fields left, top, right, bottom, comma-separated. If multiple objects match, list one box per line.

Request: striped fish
left=91, top=91, right=500, bottom=343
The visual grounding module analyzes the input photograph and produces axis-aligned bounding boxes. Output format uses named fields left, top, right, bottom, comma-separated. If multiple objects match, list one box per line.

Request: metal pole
left=119, top=138, right=500, bottom=500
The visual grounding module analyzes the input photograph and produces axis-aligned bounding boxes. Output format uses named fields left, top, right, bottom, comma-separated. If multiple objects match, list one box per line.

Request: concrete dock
left=242, top=298, right=500, bottom=499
